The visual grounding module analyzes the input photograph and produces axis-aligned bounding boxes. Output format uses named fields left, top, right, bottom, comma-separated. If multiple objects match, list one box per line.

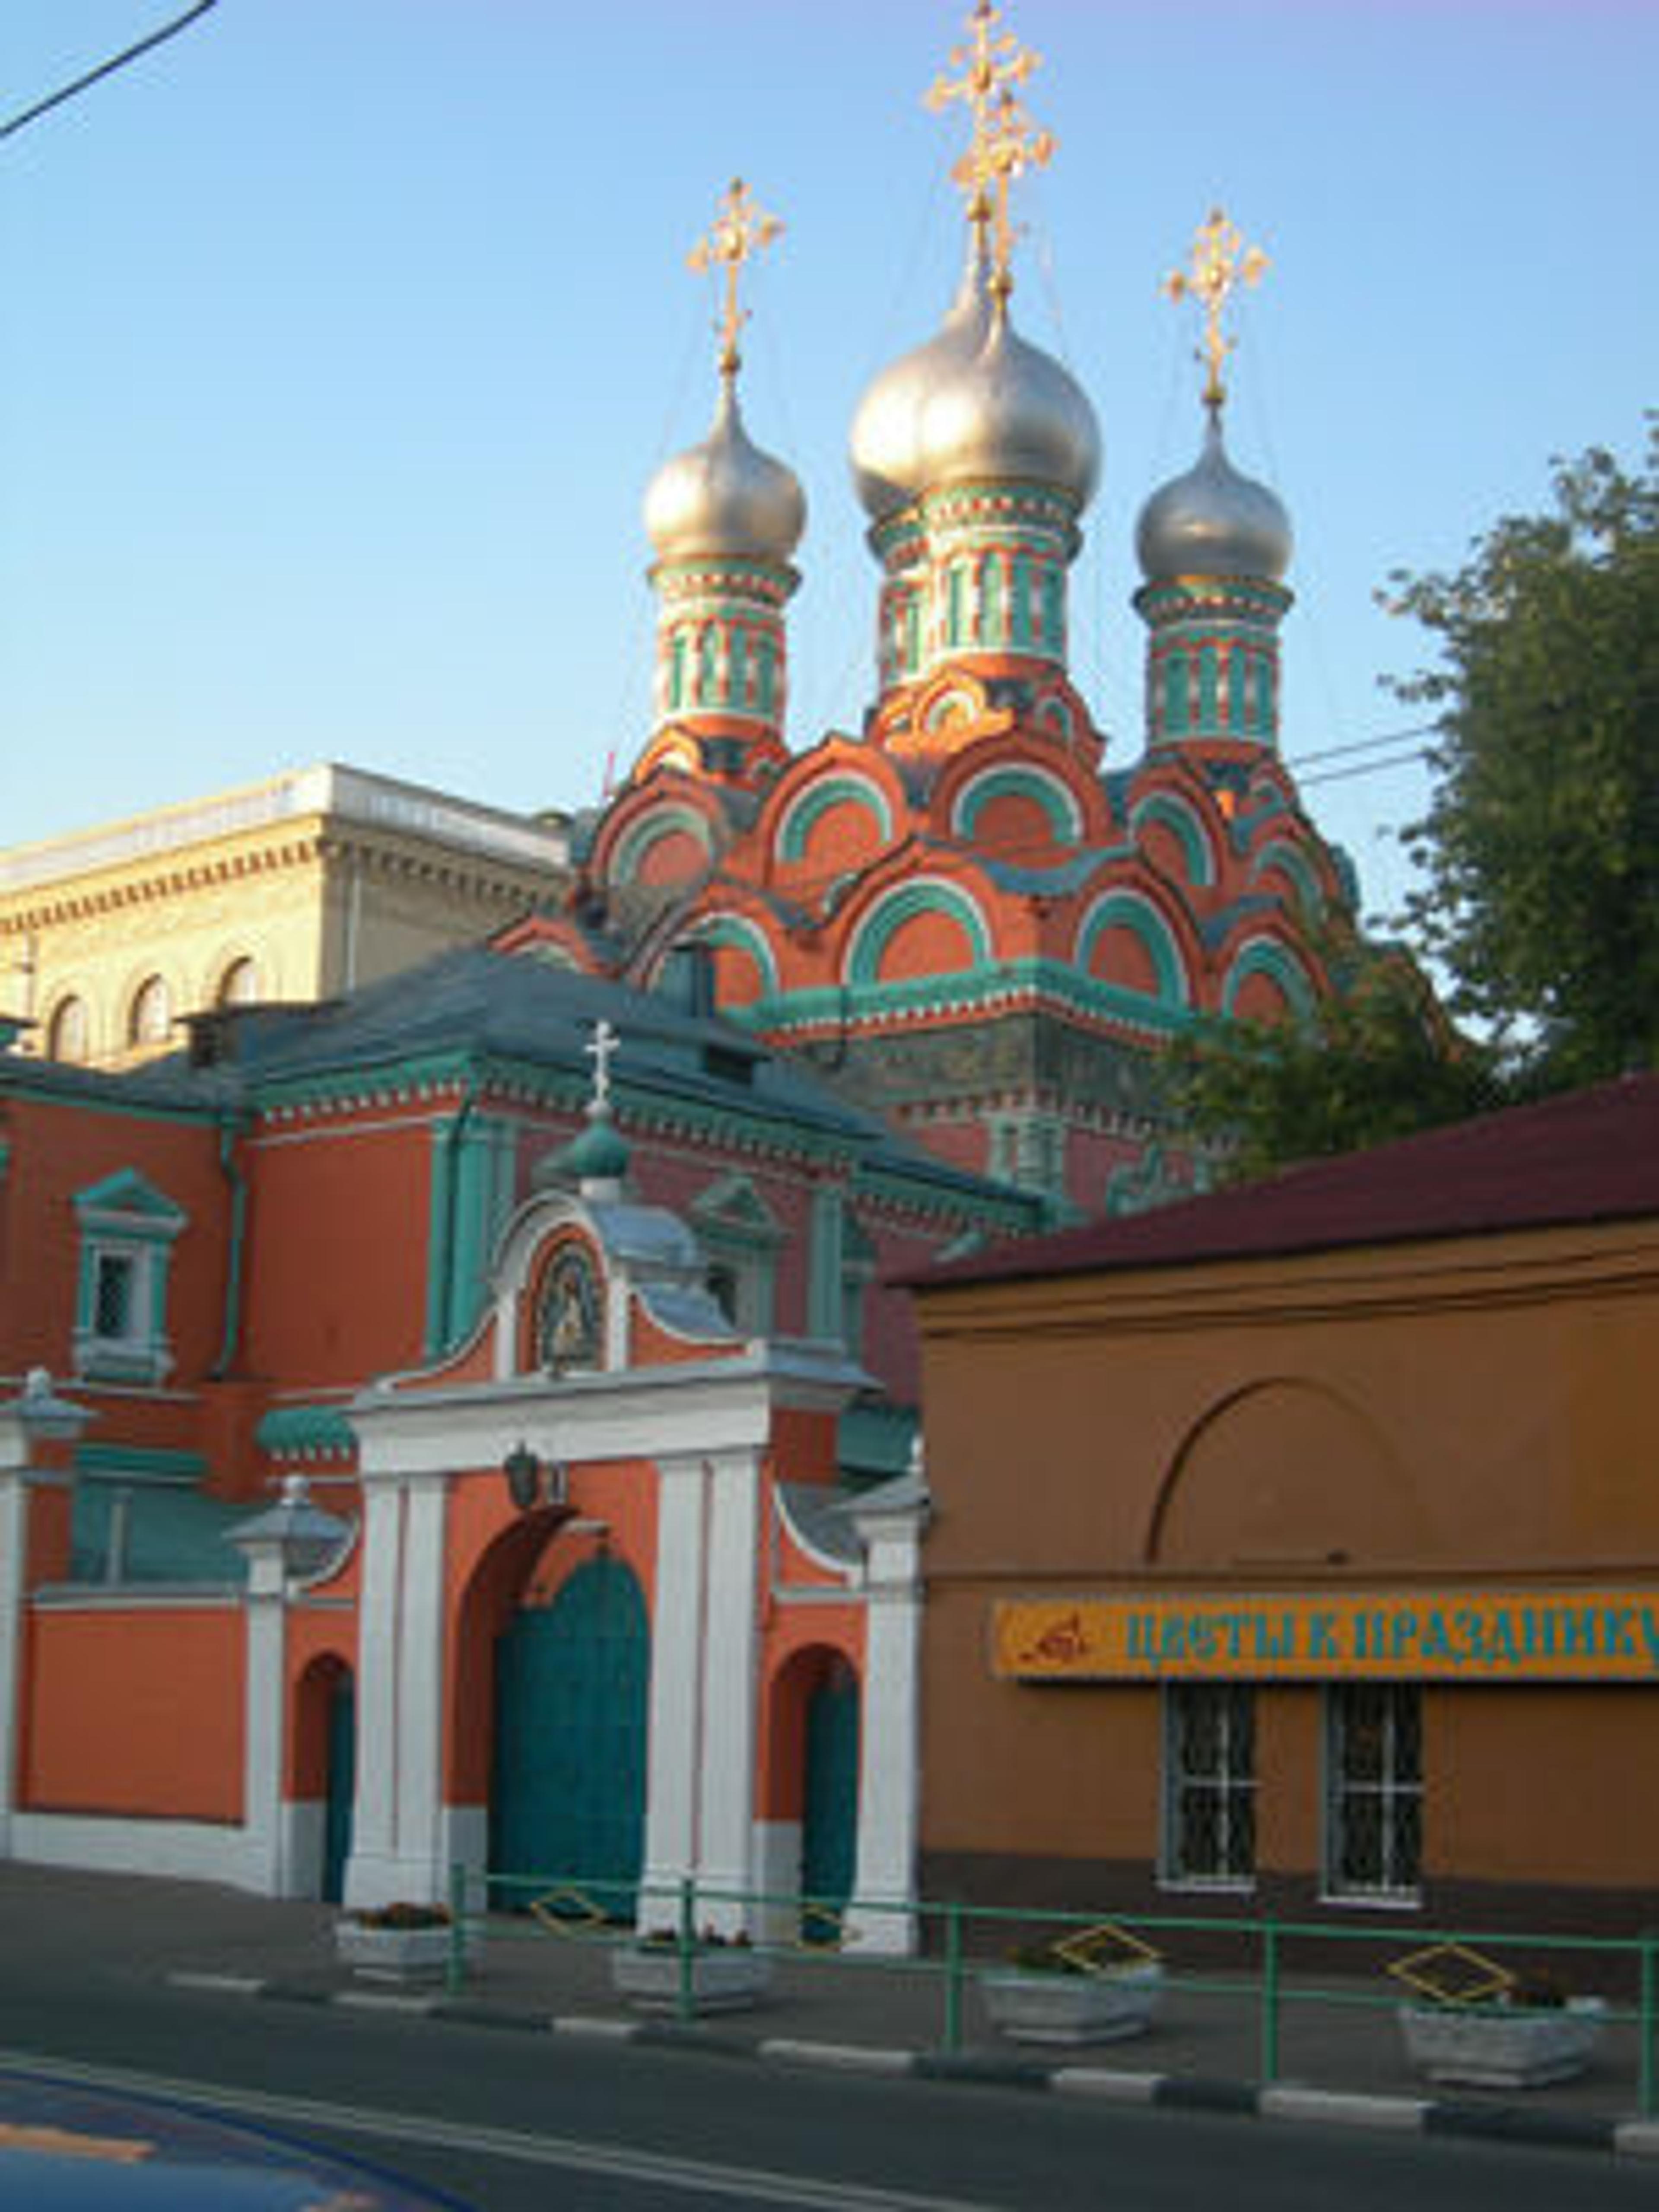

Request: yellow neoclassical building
left=0, top=764, right=571, bottom=1069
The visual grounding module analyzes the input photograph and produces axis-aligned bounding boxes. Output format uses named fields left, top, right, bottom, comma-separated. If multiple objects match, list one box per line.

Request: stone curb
left=161, top=1972, right=1652, bottom=2159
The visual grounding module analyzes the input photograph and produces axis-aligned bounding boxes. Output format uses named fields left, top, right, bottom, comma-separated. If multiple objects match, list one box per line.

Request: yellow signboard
left=993, top=1588, right=1659, bottom=1684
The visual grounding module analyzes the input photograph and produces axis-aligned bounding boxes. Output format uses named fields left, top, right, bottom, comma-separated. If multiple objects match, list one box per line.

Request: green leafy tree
left=1170, top=944, right=1499, bottom=1187
left=1172, top=424, right=1657, bottom=1182
left=1387, top=423, right=1659, bottom=1088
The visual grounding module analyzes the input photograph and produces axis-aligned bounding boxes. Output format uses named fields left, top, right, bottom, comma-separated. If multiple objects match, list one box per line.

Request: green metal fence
left=445, top=1864, right=1659, bottom=2120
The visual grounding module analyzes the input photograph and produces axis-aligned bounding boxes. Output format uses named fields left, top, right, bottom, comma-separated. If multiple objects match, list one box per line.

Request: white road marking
left=0, top=2047, right=1004, bottom=2211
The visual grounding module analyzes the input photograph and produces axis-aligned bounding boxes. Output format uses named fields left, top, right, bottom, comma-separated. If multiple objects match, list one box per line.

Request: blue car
left=0, top=2066, right=472, bottom=2209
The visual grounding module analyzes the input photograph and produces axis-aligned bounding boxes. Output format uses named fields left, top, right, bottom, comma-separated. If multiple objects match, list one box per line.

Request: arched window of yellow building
left=48, top=995, right=89, bottom=1063
left=129, top=975, right=172, bottom=1048
left=217, top=957, right=260, bottom=1007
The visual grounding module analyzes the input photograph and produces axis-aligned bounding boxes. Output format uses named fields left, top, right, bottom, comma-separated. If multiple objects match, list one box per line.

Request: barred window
left=1163, top=1684, right=1255, bottom=1887
left=92, top=1251, right=138, bottom=1341
left=1327, top=1684, right=1422, bottom=1901
left=72, top=1169, right=186, bottom=1388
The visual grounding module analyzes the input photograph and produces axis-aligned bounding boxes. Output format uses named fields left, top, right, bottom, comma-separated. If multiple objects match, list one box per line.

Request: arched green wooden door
left=801, top=1662, right=860, bottom=1942
left=490, top=1557, right=649, bottom=1917
left=321, top=1675, right=355, bottom=1905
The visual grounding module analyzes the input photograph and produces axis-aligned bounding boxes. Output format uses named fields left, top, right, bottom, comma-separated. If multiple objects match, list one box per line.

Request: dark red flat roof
left=912, top=1072, right=1659, bottom=1292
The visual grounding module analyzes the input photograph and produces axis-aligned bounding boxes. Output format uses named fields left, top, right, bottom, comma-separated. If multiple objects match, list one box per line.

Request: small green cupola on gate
left=1134, top=208, right=1293, bottom=756
left=641, top=180, right=804, bottom=788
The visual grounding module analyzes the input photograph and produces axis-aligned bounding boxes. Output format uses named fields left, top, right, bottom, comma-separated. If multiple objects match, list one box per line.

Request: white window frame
left=72, top=1170, right=186, bottom=1386
left=1323, top=1683, right=1423, bottom=1906
left=1160, top=1682, right=1257, bottom=1892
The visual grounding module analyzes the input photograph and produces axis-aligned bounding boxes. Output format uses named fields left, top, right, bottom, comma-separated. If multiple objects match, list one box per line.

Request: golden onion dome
left=1136, top=406, right=1292, bottom=583
left=645, top=378, right=805, bottom=565
left=850, top=245, right=1100, bottom=521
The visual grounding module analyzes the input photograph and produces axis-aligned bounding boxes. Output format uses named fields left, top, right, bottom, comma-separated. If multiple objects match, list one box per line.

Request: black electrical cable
left=1, top=1, right=220, bottom=143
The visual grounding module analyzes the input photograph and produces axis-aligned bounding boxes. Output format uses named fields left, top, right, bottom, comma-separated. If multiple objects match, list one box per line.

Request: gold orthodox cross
left=925, top=0, right=1054, bottom=295
left=1164, top=207, right=1269, bottom=409
left=688, top=178, right=784, bottom=378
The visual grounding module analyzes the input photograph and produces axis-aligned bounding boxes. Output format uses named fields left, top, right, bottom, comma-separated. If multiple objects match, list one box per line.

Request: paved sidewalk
left=4, top=1862, right=1657, bottom=2163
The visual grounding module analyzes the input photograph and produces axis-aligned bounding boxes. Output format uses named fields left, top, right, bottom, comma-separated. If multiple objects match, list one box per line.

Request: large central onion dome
left=850, top=246, right=1100, bottom=522
left=645, top=380, right=805, bottom=566
left=1136, top=406, right=1292, bottom=583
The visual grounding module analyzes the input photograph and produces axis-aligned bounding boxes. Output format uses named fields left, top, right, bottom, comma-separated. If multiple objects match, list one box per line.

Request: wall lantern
left=502, top=1442, right=569, bottom=1516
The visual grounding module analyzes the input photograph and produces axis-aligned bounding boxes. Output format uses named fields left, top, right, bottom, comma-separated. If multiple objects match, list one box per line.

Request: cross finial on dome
left=688, top=177, right=784, bottom=381
left=925, top=0, right=1054, bottom=301
left=584, top=1017, right=619, bottom=1113
left=1164, top=206, right=1270, bottom=413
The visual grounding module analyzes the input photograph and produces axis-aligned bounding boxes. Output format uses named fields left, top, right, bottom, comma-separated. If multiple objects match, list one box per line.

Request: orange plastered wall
left=768, top=1410, right=839, bottom=1490
left=970, top=790, right=1062, bottom=864
left=629, top=1303, right=744, bottom=1366
left=0, top=1096, right=226, bottom=1381
left=771, top=1511, right=847, bottom=1590
left=398, top=1328, right=498, bottom=1390
left=23, top=1605, right=244, bottom=1821
left=241, top=1110, right=435, bottom=1382
left=874, top=909, right=979, bottom=983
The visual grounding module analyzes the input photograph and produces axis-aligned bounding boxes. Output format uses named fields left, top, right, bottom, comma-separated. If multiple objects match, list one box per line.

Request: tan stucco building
left=910, top=1075, right=1659, bottom=1935
left=0, top=764, right=571, bottom=1069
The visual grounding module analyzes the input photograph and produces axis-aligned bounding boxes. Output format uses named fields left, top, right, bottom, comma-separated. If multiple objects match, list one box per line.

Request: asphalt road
left=3, top=1964, right=1658, bottom=2212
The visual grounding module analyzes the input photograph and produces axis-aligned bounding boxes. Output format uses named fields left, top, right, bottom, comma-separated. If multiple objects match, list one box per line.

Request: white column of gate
left=842, top=1484, right=928, bottom=1955
left=639, top=1447, right=764, bottom=1935
left=0, top=1380, right=88, bottom=1862
left=695, top=1446, right=764, bottom=1935
left=638, top=1452, right=707, bottom=1924
left=343, top=1471, right=450, bottom=1909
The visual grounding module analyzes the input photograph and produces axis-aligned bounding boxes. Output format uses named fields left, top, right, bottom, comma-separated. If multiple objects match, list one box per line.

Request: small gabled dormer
left=71, top=1168, right=187, bottom=1387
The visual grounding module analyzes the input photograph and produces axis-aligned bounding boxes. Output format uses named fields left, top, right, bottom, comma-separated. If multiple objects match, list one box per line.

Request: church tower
left=848, top=1, right=1100, bottom=755
left=1135, top=210, right=1294, bottom=758
left=639, top=181, right=805, bottom=791
left=519, top=3, right=1360, bottom=1223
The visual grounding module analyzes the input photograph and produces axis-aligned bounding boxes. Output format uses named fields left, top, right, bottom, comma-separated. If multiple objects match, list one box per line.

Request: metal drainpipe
left=212, top=1111, right=250, bottom=1379
left=103, top=1486, right=132, bottom=1584
left=433, top=1071, right=480, bottom=1354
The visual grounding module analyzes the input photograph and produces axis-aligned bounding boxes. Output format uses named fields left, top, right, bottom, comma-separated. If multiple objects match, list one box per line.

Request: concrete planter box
left=334, top=1918, right=463, bottom=1984
left=611, top=1945, right=773, bottom=2014
left=981, top=1963, right=1164, bottom=2046
left=1397, top=1998, right=1607, bottom=2088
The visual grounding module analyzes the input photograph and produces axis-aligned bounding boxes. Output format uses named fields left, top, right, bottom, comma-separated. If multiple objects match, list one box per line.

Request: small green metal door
left=322, top=1675, right=355, bottom=1905
left=491, top=1557, right=649, bottom=1916
left=801, top=1663, right=860, bottom=1942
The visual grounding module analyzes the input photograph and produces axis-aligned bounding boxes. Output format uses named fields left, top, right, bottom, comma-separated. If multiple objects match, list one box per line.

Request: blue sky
left=5, top=0, right=1655, bottom=928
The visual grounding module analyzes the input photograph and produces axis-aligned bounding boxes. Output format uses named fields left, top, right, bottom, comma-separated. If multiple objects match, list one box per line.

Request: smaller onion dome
left=534, top=1095, right=631, bottom=1195
left=1136, top=405, right=1292, bottom=583
left=645, top=378, right=805, bottom=566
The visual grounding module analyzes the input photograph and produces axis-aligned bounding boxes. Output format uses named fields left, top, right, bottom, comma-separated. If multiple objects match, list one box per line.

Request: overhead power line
left=1285, top=723, right=1437, bottom=770
left=1299, top=749, right=1431, bottom=791
left=1, top=1, right=220, bottom=142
